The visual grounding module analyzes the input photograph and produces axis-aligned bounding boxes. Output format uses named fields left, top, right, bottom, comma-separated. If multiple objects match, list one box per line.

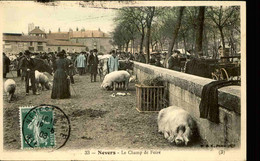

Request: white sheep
left=35, top=70, right=51, bottom=91
left=4, top=79, right=16, bottom=103
left=158, top=106, right=197, bottom=146
left=101, top=70, right=130, bottom=91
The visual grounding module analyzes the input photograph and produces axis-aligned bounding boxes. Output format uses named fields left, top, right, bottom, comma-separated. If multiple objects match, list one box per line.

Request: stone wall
left=133, top=62, right=241, bottom=146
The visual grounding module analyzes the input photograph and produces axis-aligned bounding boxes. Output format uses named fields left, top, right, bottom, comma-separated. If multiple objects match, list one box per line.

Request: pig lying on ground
left=35, top=70, right=52, bottom=91
left=4, top=79, right=16, bottom=103
left=101, top=70, right=130, bottom=91
left=158, top=106, right=197, bottom=146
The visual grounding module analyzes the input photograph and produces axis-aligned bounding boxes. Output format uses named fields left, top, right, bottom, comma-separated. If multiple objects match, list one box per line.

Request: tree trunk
left=145, top=7, right=155, bottom=64
left=219, top=26, right=225, bottom=53
left=183, top=33, right=187, bottom=54
left=140, top=32, right=145, bottom=53
left=195, top=6, right=205, bottom=56
left=125, top=41, right=129, bottom=52
left=165, top=7, right=185, bottom=67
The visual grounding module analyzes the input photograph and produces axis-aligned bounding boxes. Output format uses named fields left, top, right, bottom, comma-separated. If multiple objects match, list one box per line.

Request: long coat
left=108, top=55, right=119, bottom=73
left=3, top=55, right=10, bottom=74
left=168, top=56, right=181, bottom=71
left=88, top=54, right=99, bottom=74
left=51, top=58, right=70, bottom=99
left=75, top=54, right=86, bottom=68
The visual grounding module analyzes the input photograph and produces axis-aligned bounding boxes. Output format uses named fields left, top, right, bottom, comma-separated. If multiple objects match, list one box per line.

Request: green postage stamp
left=20, top=106, right=55, bottom=149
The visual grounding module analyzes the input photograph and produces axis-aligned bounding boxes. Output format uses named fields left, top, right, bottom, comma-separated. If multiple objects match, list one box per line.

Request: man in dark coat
left=3, top=53, right=10, bottom=78
left=16, top=52, right=24, bottom=77
left=150, top=54, right=156, bottom=65
left=167, top=51, right=181, bottom=71
left=20, top=50, right=39, bottom=95
left=88, top=49, right=99, bottom=82
left=138, top=52, right=146, bottom=63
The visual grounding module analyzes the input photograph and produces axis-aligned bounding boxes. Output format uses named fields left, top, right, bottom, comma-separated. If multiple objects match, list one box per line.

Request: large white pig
left=158, top=106, right=197, bottom=146
left=4, top=79, right=16, bottom=103
left=101, top=70, right=130, bottom=91
left=35, top=70, right=51, bottom=91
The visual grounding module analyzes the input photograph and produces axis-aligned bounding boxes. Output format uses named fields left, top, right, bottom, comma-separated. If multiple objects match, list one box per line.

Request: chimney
left=49, top=30, right=51, bottom=34
left=76, top=27, right=79, bottom=31
left=58, top=28, right=60, bottom=32
left=98, top=28, right=101, bottom=31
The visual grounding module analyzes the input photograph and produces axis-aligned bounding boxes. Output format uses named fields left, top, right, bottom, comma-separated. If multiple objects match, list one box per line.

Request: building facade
left=3, top=26, right=112, bottom=55
left=3, top=33, right=47, bottom=54
left=69, top=28, right=112, bottom=53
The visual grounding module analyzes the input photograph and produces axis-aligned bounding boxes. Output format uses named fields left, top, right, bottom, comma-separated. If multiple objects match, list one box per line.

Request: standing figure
left=150, top=54, right=156, bottom=65
left=3, top=53, right=10, bottom=78
left=75, top=52, right=86, bottom=75
left=167, top=51, right=181, bottom=71
left=138, top=52, right=146, bottom=63
left=88, top=49, right=99, bottom=82
left=108, top=50, right=119, bottom=73
left=16, top=52, right=24, bottom=77
left=66, top=54, right=77, bottom=84
left=51, top=51, right=70, bottom=99
left=20, top=50, right=39, bottom=95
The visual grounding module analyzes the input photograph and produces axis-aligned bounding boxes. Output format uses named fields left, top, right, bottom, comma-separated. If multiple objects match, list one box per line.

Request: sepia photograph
left=0, top=1, right=246, bottom=160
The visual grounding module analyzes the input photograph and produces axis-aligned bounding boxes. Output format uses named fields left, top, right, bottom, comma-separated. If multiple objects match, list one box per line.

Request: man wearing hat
left=20, top=50, right=39, bottom=95
left=167, top=50, right=181, bottom=71
left=88, top=49, right=99, bottom=82
left=75, top=51, right=86, bottom=75
left=108, top=50, right=119, bottom=73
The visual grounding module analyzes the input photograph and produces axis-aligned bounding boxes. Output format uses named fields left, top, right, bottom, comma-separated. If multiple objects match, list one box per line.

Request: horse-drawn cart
left=185, top=55, right=241, bottom=80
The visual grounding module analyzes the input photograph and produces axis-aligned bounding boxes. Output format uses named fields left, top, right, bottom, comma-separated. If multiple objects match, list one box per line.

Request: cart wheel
left=211, top=73, right=219, bottom=80
left=220, top=68, right=229, bottom=80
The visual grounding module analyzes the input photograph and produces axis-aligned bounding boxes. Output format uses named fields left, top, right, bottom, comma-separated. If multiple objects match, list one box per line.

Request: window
left=4, top=44, right=11, bottom=49
left=76, top=39, right=79, bottom=43
left=37, top=46, right=43, bottom=51
left=30, top=42, right=33, bottom=46
left=29, top=47, right=34, bottom=51
left=58, top=47, right=61, bottom=52
left=38, top=42, right=43, bottom=45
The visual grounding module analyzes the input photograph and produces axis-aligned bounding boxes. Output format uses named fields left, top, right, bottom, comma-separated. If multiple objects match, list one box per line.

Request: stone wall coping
left=133, top=61, right=241, bottom=114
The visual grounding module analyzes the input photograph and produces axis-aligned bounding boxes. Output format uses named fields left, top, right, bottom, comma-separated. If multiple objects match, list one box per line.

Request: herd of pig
left=4, top=70, right=198, bottom=146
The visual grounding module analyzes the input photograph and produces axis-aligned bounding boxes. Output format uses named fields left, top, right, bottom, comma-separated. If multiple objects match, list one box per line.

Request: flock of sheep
left=4, top=70, right=197, bottom=146
left=4, top=70, right=51, bottom=102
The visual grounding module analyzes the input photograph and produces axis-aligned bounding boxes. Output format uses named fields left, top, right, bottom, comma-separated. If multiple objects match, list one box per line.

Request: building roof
left=47, top=40, right=85, bottom=47
left=69, top=30, right=110, bottom=38
left=29, top=27, right=45, bottom=34
left=3, top=35, right=47, bottom=42
left=46, top=32, right=70, bottom=41
left=3, top=33, right=22, bottom=36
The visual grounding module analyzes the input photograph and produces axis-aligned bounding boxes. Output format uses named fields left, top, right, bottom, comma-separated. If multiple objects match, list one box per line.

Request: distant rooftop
left=3, top=33, right=22, bottom=36
left=69, top=29, right=110, bottom=38
left=29, top=26, right=45, bottom=34
left=3, top=34, right=46, bottom=42
left=46, top=32, right=70, bottom=41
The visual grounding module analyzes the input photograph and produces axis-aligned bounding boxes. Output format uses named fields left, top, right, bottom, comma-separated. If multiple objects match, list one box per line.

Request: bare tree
left=165, top=7, right=185, bottom=66
left=207, top=6, right=237, bottom=57
left=195, top=6, right=205, bottom=56
left=145, top=7, right=156, bottom=63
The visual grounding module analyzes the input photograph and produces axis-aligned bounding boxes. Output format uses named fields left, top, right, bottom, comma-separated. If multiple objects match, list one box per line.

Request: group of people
left=3, top=48, right=125, bottom=100
left=3, top=48, right=185, bottom=101
left=132, top=50, right=184, bottom=71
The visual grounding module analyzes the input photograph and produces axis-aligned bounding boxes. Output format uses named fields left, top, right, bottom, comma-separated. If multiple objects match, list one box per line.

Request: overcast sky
left=0, top=1, right=118, bottom=34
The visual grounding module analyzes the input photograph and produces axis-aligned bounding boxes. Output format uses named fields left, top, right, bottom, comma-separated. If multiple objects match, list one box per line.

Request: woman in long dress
left=51, top=51, right=71, bottom=99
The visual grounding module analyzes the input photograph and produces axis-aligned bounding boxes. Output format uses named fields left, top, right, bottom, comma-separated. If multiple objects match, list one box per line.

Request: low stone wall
left=133, top=62, right=241, bottom=146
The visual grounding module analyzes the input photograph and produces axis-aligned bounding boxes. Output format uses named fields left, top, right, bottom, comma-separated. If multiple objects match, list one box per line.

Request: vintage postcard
left=0, top=1, right=246, bottom=160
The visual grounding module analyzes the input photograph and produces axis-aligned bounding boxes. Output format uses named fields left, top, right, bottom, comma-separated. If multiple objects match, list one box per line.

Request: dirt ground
left=3, top=71, right=201, bottom=151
